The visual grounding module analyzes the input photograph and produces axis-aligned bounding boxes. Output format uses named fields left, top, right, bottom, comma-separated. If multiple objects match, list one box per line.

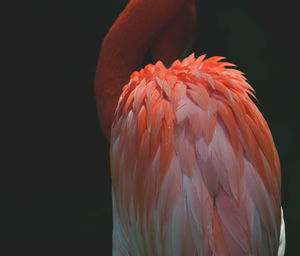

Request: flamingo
left=95, top=0, right=285, bottom=255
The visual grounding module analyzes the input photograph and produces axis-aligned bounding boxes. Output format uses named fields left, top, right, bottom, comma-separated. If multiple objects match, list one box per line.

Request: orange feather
left=110, top=54, right=283, bottom=255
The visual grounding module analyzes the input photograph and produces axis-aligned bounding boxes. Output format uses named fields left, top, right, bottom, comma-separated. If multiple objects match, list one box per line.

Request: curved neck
left=95, top=0, right=194, bottom=140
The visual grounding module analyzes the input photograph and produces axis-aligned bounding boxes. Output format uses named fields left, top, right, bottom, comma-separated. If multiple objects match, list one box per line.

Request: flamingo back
left=110, top=54, right=281, bottom=256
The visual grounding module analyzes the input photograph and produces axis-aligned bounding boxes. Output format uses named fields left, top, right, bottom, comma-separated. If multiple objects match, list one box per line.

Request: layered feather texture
left=110, top=54, right=282, bottom=255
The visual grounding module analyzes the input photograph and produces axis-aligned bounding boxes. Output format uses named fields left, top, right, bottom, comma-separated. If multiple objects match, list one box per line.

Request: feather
left=110, top=54, right=282, bottom=256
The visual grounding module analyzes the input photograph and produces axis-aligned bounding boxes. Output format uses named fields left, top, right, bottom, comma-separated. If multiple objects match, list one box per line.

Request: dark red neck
left=95, top=0, right=196, bottom=140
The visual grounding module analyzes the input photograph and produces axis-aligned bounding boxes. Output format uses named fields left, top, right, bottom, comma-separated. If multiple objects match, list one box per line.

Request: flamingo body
left=110, top=54, right=283, bottom=255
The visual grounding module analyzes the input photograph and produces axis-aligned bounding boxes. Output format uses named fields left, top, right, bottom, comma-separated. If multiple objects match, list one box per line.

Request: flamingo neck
left=95, top=0, right=194, bottom=140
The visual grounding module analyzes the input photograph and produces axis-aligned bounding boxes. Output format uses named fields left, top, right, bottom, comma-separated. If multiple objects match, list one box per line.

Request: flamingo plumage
left=95, top=0, right=285, bottom=255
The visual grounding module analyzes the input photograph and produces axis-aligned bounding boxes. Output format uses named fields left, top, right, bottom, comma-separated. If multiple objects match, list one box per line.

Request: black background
left=7, top=0, right=299, bottom=254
